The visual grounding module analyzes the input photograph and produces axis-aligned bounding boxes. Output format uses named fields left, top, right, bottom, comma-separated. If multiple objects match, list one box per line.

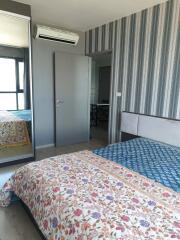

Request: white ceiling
left=16, top=0, right=168, bottom=31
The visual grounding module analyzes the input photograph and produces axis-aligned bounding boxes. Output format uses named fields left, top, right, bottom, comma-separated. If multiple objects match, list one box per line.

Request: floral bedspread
left=0, top=151, right=180, bottom=240
left=0, top=110, right=30, bottom=146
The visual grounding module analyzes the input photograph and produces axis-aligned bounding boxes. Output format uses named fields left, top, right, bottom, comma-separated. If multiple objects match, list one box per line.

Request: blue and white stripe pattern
left=93, top=138, right=180, bottom=192
left=86, top=0, right=180, bottom=141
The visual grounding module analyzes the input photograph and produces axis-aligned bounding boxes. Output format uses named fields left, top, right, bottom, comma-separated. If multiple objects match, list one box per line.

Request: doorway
left=90, top=52, right=112, bottom=145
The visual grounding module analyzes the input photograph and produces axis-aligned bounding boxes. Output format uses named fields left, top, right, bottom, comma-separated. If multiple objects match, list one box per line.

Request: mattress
left=93, top=137, right=180, bottom=192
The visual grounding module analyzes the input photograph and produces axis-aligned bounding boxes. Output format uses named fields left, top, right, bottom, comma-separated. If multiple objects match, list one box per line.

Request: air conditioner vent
left=34, top=25, right=79, bottom=46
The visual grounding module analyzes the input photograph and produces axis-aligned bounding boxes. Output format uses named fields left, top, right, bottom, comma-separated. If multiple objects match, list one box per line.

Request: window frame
left=0, top=56, right=24, bottom=111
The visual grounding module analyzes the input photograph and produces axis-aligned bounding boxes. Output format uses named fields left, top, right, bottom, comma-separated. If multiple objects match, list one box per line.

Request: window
left=0, top=57, right=25, bottom=110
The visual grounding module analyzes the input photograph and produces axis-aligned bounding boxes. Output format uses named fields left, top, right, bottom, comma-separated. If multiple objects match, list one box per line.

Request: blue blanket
left=93, top=138, right=180, bottom=192
left=11, top=110, right=31, bottom=122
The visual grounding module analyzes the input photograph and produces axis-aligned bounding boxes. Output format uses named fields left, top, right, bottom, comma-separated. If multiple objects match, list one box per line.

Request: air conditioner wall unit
left=34, top=25, right=79, bottom=45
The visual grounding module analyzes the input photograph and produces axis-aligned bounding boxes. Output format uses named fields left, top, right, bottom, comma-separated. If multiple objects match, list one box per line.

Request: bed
left=11, top=110, right=32, bottom=141
left=0, top=110, right=30, bottom=146
left=0, top=112, right=180, bottom=239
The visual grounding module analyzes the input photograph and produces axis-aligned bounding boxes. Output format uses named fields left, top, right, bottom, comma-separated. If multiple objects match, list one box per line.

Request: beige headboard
left=121, top=112, right=180, bottom=147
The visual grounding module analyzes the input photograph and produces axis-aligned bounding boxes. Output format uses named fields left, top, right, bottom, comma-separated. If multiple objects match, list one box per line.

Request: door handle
left=56, top=99, right=64, bottom=108
left=56, top=99, right=64, bottom=104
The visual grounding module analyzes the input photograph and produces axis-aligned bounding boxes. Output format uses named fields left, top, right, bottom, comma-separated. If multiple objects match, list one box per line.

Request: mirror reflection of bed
left=0, top=12, right=34, bottom=164
left=0, top=110, right=32, bottom=160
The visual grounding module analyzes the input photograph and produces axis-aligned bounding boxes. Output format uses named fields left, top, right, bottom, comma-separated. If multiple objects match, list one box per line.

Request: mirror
left=0, top=12, right=34, bottom=164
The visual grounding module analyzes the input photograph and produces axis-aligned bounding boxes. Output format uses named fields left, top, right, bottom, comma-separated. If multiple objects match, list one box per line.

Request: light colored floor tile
left=36, top=139, right=106, bottom=160
left=0, top=202, right=41, bottom=240
left=0, top=144, right=33, bottom=160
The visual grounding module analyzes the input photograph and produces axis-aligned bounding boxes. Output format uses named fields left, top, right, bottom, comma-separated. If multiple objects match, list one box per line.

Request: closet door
left=0, top=7, right=35, bottom=166
left=54, top=52, right=91, bottom=146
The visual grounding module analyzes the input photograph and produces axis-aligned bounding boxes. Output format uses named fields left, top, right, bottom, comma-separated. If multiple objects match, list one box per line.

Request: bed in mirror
left=0, top=10, right=34, bottom=165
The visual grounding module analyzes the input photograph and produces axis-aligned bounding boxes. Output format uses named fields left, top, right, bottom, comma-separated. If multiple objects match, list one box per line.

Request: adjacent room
left=0, top=0, right=179, bottom=239
left=90, top=52, right=111, bottom=145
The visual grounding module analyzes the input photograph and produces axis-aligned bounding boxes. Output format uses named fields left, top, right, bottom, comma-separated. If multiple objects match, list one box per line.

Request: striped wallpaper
left=86, top=0, right=180, bottom=142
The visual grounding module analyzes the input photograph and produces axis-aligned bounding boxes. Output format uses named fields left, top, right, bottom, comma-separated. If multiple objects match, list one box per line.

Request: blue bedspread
left=93, top=138, right=180, bottom=192
left=10, top=110, right=31, bottom=122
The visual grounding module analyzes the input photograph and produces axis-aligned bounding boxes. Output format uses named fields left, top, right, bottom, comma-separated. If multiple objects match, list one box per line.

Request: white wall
left=32, top=31, right=85, bottom=147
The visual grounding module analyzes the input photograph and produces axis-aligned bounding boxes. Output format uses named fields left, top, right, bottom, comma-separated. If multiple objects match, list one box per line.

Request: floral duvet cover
left=0, top=150, right=179, bottom=240
left=0, top=110, right=30, bottom=146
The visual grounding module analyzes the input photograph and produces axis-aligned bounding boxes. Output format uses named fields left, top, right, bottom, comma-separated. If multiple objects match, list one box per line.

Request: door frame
left=89, top=51, right=113, bottom=144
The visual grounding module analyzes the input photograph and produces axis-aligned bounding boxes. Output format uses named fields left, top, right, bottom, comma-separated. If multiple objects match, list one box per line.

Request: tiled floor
left=36, top=139, right=106, bottom=160
left=0, top=139, right=106, bottom=240
left=90, top=127, right=108, bottom=145
left=0, top=144, right=33, bottom=160
left=0, top=202, right=42, bottom=240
